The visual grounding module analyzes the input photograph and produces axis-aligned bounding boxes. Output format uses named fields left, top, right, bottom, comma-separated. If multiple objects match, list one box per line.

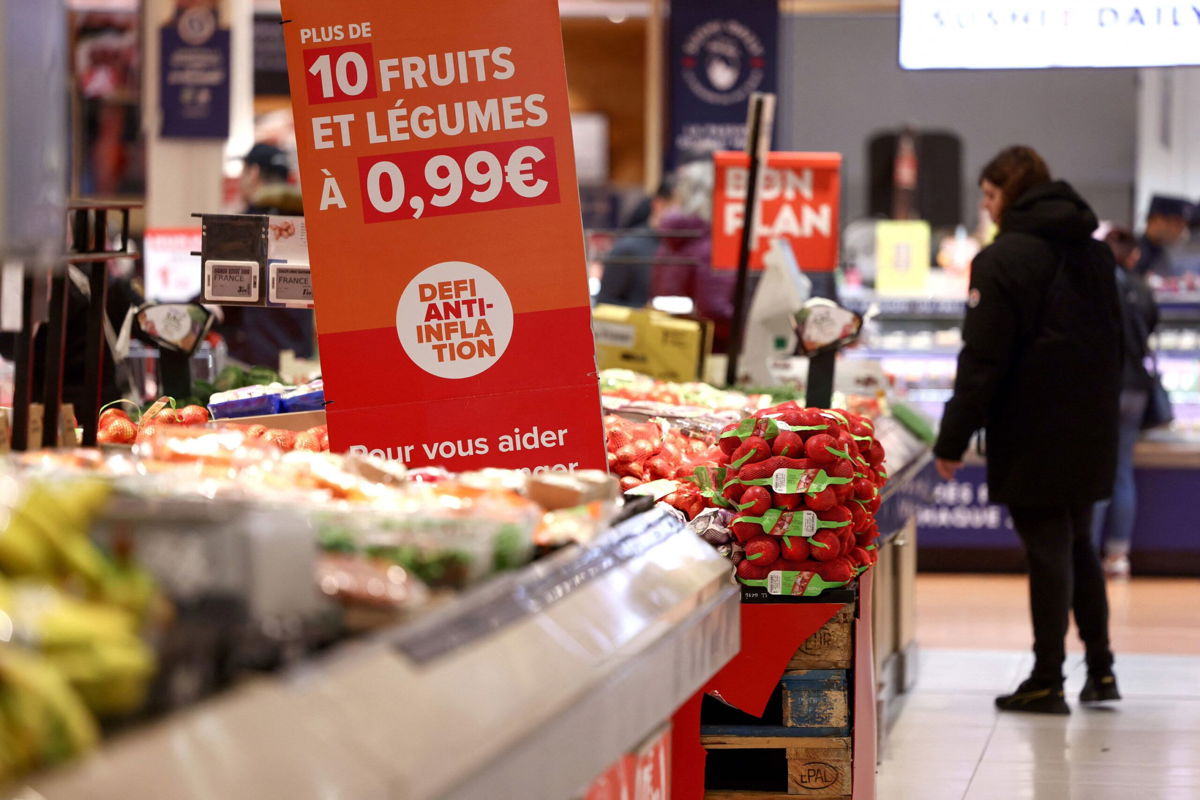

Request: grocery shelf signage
left=280, top=0, right=606, bottom=472
left=900, top=1, right=1200, bottom=69
left=145, top=228, right=203, bottom=302
left=159, top=6, right=231, bottom=138
left=667, top=0, right=779, bottom=168
left=711, top=151, right=842, bottom=272
left=916, top=465, right=1015, bottom=541
left=874, top=220, right=932, bottom=295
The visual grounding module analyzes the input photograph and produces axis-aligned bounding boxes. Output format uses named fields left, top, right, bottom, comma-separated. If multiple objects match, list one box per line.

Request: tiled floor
left=914, top=574, right=1200, bottom=654
left=877, top=575, right=1200, bottom=799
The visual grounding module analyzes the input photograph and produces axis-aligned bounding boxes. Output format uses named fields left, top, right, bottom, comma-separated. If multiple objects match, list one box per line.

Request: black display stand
left=159, top=351, right=193, bottom=403
left=9, top=271, right=39, bottom=451
left=69, top=202, right=139, bottom=447
left=9, top=202, right=139, bottom=450
left=725, top=92, right=776, bottom=388
left=805, top=350, right=836, bottom=410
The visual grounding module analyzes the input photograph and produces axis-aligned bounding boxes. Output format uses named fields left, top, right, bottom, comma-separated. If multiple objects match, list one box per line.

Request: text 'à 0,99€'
left=304, top=41, right=549, bottom=149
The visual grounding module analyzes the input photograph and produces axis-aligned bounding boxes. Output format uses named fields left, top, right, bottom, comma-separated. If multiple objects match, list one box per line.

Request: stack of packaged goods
left=0, top=426, right=621, bottom=781
left=93, top=394, right=331, bottom=452
left=603, top=415, right=724, bottom=494
left=600, top=369, right=770, bottom=414
left=602, top=402, right=889, bottom=597
left=706, top=405, right=887, bottom=594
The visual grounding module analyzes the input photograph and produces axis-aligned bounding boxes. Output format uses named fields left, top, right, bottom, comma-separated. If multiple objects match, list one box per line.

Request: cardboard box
left=525, top=470, right=619, bottom=511
left=213, top=410, right=326, bottom=432
left=2, top=404, right=78, bottom=449
left=592, top=304, right=711, bottom=382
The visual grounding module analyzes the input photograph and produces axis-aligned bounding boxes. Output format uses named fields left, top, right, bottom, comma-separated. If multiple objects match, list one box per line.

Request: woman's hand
left=936, top=458, right=963, bottom=481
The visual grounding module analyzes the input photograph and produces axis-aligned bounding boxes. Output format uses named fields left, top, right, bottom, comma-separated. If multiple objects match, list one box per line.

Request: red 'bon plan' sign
left=711, top=151, right=842, bottom=272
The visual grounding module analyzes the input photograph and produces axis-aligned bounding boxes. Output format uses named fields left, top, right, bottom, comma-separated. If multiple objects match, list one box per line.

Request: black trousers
left=1009, top=503, right=1114, bottom=683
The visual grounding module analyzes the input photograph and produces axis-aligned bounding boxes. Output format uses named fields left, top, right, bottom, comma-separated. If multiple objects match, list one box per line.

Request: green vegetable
left=213, top=366, right=249, bottom=393
left=317, top=526, right=357, bottom=554
left=246, top=366, right=282, bottom=386
left=191, top=381, right=216, bottom=406
left=492, top=524, right=529, bottom=572
left=891, top=402, right=937, bottom=446
left=738, top=385, right=804, bottom=404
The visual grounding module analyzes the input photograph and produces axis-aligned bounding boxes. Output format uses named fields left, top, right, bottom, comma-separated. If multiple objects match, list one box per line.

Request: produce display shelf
left=844, top=293, right=1200, bottom=320
left=847, top=347, right=960, bottom=358
left=1133, top=434, right=1200, bottom=469
left=841, top=297, right=967, bottom=319
left=853, top=346, right=1200, bottom=362
left=959, top=433, right=1200, bottom=470
left=17, top=509, right=740, bottom=800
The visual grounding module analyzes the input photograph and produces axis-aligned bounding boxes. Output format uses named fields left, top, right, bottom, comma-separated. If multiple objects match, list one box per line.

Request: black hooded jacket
left=934, top=181, right=1123, bottom=507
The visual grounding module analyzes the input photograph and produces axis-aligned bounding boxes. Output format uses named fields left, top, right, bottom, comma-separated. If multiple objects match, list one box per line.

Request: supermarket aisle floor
left=913, top=573, right=1200, bottom=654
left=876, top=575, right=1200, bottom=799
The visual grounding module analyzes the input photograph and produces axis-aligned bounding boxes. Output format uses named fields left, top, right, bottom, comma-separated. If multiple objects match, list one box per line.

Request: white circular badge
left=177, top=7, right=217, bottom=46
left=396, top=261, right=513, bottom=379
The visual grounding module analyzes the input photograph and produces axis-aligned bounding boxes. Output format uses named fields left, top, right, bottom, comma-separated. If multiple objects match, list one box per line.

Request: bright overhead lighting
left=560, top=1, right=649, bottom=20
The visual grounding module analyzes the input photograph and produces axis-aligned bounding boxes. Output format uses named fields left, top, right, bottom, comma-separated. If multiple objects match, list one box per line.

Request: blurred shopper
left=214, top=143, right=316, bottom=369
left=934, top=146, right=1123, bottom=714
left=1092, top=228, right=1156, bottom=579
left=650, top=161, right=753, bottom=354
left=1135, top=194, right=1194, bottom=279
left=1175, top=202, right=1200, bottom=275
left=595, top=183, right=672, bottom=308
left=239, top=143, right=302, bottom=216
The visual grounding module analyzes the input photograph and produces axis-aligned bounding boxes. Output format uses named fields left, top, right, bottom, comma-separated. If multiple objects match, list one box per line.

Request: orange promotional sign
left=280, top=0, right=605, bottom=472
left=711, top=152, right=842, bottom=272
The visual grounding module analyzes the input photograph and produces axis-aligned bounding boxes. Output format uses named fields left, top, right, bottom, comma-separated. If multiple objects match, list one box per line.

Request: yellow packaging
left=592, top=304, right=711, bottom=383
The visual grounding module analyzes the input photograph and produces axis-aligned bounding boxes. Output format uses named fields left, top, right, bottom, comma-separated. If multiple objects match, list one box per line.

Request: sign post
left=713, top=150, right=842, bottom=388
left=280, top=0, right=605, bottom=473
left=724, top=92, right=774, bottom=388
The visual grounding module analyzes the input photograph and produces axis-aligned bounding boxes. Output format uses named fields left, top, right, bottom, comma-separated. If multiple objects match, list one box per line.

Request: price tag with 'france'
left=269, top=263, right=314, bottom=307
left=204, top=260, right=259, bottom=303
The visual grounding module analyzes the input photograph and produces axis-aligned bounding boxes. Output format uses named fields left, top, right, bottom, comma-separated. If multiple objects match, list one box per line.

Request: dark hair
left=979, top=145, right=1051, bottom=220
left=622, top=197, right=653, bottom=228
left=245, top=143, right=292, bottom=184
left=1104, top=226, right=1138, bottom=267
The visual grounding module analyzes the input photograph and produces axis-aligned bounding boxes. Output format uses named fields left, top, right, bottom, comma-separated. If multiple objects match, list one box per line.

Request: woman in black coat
left=934, top=146, right=1124, bottom=714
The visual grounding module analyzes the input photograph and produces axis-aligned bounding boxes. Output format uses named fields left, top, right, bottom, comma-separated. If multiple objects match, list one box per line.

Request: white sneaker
left=1103, top=554, right=1130, bottom=579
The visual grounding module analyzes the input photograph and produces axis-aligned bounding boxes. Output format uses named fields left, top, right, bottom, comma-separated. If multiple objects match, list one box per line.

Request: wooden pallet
left=702, top=670, right=849, bottom=737
left=785, top=603, right=854, bottom=671
left=703, top=734, right=852, bottom=799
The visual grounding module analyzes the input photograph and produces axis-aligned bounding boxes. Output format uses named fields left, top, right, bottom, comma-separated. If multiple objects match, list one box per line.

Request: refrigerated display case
left=842, top=293, right=1200, bottom=575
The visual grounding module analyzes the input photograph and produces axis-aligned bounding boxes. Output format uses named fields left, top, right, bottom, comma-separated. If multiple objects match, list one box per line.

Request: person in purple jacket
left=650, top=161, right=756, bottom=354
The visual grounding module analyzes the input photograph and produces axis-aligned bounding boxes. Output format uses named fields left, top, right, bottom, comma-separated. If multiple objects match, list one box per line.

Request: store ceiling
left=65, top=0, right=137, bottom=9
left=783, top=0, right=897, bottom=11
left=68, top=0, right=898, bottom=16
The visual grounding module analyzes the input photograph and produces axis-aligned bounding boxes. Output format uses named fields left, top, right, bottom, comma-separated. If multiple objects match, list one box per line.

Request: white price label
left=772, top=468, right=789, bottom=494
left=204, top=260, right=259, bottom=303
left=767, top=570, right=783, bottom=595
left=269, top=263, right=314, bottom=307
left=593, top=320, right=636, bottom=348
left=627, top=479, right=677, bottom=501
left=801, top=510, right=818, bottom=537
left=1, top=261, right=22, bottom=333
